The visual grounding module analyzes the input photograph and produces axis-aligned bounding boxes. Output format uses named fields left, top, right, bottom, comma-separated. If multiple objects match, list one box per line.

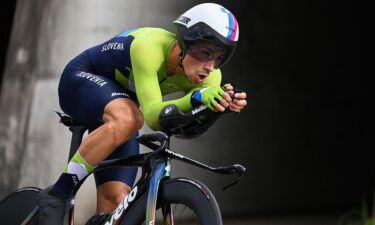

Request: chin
left=185, top=74, right=195, bottom=84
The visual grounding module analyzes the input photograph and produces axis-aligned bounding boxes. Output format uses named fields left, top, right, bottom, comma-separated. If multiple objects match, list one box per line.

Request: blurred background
left=0, top=0, right=371, bottom=224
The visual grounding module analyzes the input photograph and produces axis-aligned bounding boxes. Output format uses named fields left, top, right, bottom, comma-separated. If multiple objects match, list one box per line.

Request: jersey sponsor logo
left=104, top=186, right=138, bottom=225
left=191, top=104, right=207, bottom=115
left=177, top=16, right=191, bottom=25
left=111, top=92, right=129, bottom=97
left=76, top=72, right=107, bottom=87
left=101, top=42, right=125, bottom=52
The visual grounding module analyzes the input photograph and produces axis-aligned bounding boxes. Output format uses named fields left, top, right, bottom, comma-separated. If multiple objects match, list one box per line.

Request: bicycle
left=0, top=101, right=246, bottom=225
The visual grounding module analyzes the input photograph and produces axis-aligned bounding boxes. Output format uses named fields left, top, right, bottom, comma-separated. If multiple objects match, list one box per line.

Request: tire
left=120, top=178, right=222, bottom=225
left=0, top=187, right=40, bottom=225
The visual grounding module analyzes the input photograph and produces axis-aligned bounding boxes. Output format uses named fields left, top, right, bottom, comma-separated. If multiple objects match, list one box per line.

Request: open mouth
left=198, top=74, right=205, bottom=80
left=197, top=74, right=207, bottom=82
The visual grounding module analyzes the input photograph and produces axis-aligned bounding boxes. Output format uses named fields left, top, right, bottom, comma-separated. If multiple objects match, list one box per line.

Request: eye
left=215, top=55, right=224, bottom=62
left=200, top=50, right=212, bottom=57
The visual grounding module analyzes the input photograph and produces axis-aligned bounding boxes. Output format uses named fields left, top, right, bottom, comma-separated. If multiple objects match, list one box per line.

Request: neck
left=167, top=41, right=184, bottom=76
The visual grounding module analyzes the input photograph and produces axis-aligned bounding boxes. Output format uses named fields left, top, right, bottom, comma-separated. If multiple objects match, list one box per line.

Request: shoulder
left=131, top=27, right=175, bottom=48
left=130, top=27, right=176, bottom=47
left=130, top=27, right=176, bottom=67
left=188, top=69, right=222, bottom=92
left=203, top=69, right=222, bottom=86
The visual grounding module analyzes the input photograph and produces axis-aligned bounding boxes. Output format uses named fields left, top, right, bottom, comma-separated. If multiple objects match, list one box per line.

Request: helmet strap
left=178, top=50, right=188, bottom=76
left=178, top=51, right=185, bottom=68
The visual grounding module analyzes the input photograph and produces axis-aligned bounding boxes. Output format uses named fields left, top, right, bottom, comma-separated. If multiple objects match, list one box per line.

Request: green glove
left=191, top=86, right=225, bottom=111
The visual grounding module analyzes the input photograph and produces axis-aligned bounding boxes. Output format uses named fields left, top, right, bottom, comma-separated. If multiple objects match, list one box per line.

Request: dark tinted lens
left=186, top=40, right=230, bottom=68
left=191, top=50, right=223, bottom=68
left=214, top=55, right=223, bottom=67
left=188, top=48, right=215, bottom=62
left=188, top=48, right=224, bottom=69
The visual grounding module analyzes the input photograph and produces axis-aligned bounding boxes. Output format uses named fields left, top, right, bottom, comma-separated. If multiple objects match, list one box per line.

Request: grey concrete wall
left=0, top=0, right=52, bottom=198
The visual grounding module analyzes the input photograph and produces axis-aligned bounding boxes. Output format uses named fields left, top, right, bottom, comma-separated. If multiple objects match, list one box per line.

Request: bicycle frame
left=20, top=138, right=243, bottom=225
left=21, top=109, right=244, bottom=225
left=145, top=160, right=171, bottom=224
left=62, top=144, right=173, bottom=225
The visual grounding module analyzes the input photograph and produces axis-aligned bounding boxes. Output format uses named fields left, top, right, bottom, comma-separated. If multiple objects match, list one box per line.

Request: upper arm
left=130, top=39, right=164, bottom=128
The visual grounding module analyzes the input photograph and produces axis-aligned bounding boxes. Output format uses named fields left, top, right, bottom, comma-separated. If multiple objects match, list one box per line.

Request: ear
left=179, top=50, right=186, bottom=68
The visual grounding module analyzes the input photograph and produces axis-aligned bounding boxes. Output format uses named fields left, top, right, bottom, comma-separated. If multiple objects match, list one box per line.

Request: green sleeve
left=130, top=39, right=222, bottom=130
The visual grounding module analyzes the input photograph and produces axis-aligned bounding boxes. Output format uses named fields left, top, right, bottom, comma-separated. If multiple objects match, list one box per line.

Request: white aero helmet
left=173, top=3, right=239, bottom=68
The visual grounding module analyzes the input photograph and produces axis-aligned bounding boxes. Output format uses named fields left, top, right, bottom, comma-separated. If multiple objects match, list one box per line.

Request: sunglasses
left=187, top=42, right=225, bottom=68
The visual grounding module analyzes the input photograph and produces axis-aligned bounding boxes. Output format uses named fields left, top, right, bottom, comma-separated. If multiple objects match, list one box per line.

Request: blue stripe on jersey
left=116, top=28, right=140, bottom=38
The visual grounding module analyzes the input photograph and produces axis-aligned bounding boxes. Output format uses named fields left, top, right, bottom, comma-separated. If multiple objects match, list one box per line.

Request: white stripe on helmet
left=173, top=3, right=239, bottom=42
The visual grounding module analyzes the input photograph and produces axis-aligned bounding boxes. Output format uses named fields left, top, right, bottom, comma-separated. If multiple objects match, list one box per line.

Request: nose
left=203, top=60, right=215, bottom=72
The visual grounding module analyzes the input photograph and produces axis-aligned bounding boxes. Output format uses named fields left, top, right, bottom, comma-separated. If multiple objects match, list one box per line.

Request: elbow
left=144, top=115, right=161, bottom=131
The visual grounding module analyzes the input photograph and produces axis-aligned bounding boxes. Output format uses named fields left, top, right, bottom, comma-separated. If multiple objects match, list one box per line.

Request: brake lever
left=222, top=175, right=243, bottom=191
left=222, top=164, right=246, bottom=191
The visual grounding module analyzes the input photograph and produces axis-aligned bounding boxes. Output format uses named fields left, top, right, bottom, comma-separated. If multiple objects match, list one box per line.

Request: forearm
left=142, top=92, right=193, bottom=130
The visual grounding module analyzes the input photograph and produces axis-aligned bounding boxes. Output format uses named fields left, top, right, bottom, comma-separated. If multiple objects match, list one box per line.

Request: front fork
left=146, top=159, right=173, bottom=225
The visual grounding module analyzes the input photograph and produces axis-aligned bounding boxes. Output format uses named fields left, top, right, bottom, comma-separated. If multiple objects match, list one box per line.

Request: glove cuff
left=191, top=90, right=202, bottom=107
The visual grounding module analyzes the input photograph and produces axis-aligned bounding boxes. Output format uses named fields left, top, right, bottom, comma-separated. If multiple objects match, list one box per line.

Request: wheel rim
left=142, top=203, right=201, bottom=225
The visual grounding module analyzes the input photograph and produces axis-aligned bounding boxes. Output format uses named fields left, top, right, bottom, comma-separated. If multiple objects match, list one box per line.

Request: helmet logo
left=177, top=16, right=191, bottom=25
left=226, top=26, right=235, bottom=33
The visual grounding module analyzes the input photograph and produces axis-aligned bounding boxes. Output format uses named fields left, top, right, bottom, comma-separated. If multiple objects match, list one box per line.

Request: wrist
left=191, top=90, right=202, bottom=107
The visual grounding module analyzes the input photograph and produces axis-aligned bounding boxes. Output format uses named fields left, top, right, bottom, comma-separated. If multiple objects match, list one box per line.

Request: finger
left=221, top=91, right=232, bottom=103
left=226, top=90, right=235, bottom=99
left=208, top=104, right=215, bottom=111
left=235, top=92, right=247, bottom=99
left=218, top=87, right=225, bottom=95
left=229, top=104, right=241, bottom=112
left=214, top=94, right=223, bottom=104
left=210, top=96, right=219, bottom=106
left=214, top=103, right=226, bottom=112
left=220, top=98, right=230, bottom=108
left=230, top=102, right=242, bottom=111
left=233, top=99, right=247, bottom=107
left=224, top=83, right=233, bottom=91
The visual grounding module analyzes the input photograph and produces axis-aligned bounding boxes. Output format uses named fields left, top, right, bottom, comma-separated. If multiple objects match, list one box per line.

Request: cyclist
left=38, top=3, right=247, bottom=224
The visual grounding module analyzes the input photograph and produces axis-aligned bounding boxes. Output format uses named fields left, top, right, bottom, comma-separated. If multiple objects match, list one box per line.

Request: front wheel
left=120, top=178, right=223, bottom=225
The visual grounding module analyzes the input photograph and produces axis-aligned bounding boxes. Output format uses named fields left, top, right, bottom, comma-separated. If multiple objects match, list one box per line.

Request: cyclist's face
left=183, top=41, right=225, bottom=84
